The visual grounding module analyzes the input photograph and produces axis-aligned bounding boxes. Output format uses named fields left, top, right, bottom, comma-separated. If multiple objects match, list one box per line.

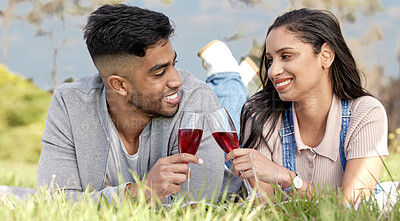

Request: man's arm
left=37, top=89, right=125, bottom=203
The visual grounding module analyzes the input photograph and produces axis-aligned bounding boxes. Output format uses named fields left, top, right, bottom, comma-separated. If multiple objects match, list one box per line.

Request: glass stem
left=187, top=166, right=191, bottom=193
left=243, top=178, right=251, bottom=195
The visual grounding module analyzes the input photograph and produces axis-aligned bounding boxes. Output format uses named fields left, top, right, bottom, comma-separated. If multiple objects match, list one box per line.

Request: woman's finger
left=239, top=169, right=255, bottom=180
left=231, top=161, right=252, bottom=174
left=226, top=148, right=253, bottom=161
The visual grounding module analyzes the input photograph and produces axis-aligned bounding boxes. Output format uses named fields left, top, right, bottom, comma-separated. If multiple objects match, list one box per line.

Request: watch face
left=293, top=176, right=303, bottom=189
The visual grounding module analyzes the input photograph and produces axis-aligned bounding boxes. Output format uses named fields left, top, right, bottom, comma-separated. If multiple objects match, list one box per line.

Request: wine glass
left=178, top=111, right=204, bottom=195
left=207, top=107, right=251, bottom=195
left=207, top=108, right=239, bottom=154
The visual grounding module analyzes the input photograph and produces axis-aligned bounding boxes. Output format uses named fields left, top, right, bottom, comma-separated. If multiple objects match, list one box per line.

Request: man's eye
left=154, top=71, right=165, bottom=77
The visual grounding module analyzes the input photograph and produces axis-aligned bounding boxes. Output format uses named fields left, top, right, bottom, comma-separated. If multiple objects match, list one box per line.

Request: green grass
left=0, top=177, right=399, bottom=220
left=380, top=153, right=400, bottom=182
left=0, top=153, right=399, bottom=220
left=0, top=161, right=37, bottom=188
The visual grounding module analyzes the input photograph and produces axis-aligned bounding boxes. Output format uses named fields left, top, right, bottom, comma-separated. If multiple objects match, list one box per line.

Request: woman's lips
left=274, top=78, right=292, bottom=91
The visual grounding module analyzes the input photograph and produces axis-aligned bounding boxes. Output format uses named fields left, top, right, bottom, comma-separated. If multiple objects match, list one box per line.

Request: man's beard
left=128, top=90, right=178, bottom=118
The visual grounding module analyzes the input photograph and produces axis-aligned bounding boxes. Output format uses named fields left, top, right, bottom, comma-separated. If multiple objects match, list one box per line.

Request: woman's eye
left=282, top=54, right=291, bottom=59
left=266, top=58, right=273, bottom=66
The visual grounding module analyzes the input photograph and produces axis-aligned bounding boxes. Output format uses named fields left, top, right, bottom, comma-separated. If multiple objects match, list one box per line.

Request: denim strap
left=279, top=104, right=297, bottom=173
left=339, top=100, right=351, bottom=173
left=280, top=100, right=350, bottom=174
left=280, top=100, right=383, bottom=194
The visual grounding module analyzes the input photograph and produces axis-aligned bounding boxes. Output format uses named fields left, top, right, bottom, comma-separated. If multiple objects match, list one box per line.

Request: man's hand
left=125, top=153, right=203, bottom=202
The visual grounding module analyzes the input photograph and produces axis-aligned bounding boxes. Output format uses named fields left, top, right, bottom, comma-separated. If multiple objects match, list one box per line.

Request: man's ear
left=320, top=42, right=335, bottom=69
left=107, top=75, right=129, bottom=96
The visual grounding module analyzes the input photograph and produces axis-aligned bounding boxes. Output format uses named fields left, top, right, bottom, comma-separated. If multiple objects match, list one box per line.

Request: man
left=37, top=4, right=229, bottom=203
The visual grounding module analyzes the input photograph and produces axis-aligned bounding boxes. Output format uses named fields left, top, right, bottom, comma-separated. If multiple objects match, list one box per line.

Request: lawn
left=0, top=153, right=399, bottom=220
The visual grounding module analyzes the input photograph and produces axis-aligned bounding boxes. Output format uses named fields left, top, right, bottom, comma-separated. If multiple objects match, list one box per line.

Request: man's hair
left=84, top=4, right=175, bottom=62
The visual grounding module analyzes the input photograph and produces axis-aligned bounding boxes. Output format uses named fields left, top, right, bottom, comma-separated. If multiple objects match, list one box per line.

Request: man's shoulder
left=177, top=69, right=220, bottom=113
left=55, top=73, right=104, bottom=96
left=178, top=69, right=210, bottom=91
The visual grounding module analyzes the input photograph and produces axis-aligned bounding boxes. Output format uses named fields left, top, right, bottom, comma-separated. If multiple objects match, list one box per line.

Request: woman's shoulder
left=349, top=96, right=387, bottom=127
left=351, top=96, right=386, bottom=114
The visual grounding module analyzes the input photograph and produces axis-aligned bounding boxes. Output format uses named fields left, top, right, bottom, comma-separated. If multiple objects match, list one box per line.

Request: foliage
left=0, top=175, right=399, bottom=220
left=0, top=0, right=30, bottom=64
left=0, top=65, right=51, bottom=163
left=388, top=128, right=400, bottom=154
left=1, top=152, right=399, bottom=220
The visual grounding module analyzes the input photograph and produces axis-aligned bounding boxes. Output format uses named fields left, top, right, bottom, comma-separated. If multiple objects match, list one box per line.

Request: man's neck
left=107, top=100, right=151, bottom=155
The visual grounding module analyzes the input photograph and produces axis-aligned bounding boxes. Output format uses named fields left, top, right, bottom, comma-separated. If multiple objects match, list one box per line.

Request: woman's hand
left=226, top=148, right=293, bottom=188
left=227, top=149, right=315, bottom=200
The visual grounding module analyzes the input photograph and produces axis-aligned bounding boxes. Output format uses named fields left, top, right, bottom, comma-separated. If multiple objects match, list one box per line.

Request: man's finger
left=159, top=163, right=190, bottom=174
left=160, top=183, right=181, bottom=201
left=172, top=173, right=189, bottom=185
left=166, top=153, right=203, bottom=165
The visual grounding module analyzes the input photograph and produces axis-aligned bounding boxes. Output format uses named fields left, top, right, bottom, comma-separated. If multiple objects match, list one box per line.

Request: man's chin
left=147, top=104, right=179, bottom=118
left=162, top=105, right=179, bottom=118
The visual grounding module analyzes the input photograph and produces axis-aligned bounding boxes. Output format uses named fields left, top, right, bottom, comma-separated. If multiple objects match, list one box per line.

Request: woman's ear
left=107, top=75, right=129, bottom=96
left=320, top=42, right=335, bottom=69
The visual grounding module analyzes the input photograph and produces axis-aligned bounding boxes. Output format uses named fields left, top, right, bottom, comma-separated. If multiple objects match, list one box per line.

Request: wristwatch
left=283, top=173, right=303, bottom=192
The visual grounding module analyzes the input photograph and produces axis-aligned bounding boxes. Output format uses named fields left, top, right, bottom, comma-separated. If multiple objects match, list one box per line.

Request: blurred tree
left=0, top=0, right=29, bottom=65
left=160, top=0, right=174, bottom=5
left=229, top=0, right=262, bottom=6
left=26, top=0, right=126, bottom=91
left=398, top=46, right=400, bottom=76
left=288, top=0, right=382, bottom=23
left=228, top=0, right=383, bottom=53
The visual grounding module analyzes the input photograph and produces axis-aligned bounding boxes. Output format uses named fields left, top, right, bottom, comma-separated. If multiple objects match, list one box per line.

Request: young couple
left=37, top=4, right=389, bottom=206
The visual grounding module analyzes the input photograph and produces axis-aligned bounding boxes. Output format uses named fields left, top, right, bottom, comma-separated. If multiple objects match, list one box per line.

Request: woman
left=226, top=8, right=389, bottom=204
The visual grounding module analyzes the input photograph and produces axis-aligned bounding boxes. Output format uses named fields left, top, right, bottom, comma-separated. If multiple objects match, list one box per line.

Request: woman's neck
left=294, top=91, right=333, bottom=147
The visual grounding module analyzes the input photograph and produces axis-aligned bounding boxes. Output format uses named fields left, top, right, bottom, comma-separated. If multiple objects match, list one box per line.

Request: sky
left=1, top=0, right=399, bottom=90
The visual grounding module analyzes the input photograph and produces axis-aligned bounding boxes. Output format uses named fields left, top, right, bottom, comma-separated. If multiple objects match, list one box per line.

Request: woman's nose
left=267, top=61, right=284, bottom=79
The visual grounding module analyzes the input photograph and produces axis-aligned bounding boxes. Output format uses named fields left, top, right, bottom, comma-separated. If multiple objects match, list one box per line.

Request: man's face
left=126, top=40, right=182, bottom=118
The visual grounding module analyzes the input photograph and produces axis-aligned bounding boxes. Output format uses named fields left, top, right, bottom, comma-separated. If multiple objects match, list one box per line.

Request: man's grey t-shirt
left=104, top=103, right=139, bottom=186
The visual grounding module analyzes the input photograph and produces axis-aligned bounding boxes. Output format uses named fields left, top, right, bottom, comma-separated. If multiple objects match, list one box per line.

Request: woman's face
left=265, top=27, right=332, bottom=104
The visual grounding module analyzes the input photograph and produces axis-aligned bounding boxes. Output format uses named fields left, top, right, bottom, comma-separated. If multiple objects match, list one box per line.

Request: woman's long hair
left=240, top=8, right=371, bottom=150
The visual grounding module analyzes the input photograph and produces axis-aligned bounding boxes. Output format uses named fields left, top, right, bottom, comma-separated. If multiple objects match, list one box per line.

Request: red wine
left=212, top=131, right=239, bottom=154
left=178, top=129, right=203, bottom=155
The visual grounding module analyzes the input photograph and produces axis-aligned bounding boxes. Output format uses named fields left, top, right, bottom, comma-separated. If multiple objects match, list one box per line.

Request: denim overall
left=279, top=100, right=382, bottom=193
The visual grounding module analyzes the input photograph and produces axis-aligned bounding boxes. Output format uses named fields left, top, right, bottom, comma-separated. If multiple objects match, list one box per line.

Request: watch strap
left=283, top=173, right=301, bottom=192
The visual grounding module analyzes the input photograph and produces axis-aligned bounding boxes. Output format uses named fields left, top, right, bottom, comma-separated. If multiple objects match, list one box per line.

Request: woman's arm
left=341, top=157, right=383, bottom=204
left=341, top=97, right=388, bottom=203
